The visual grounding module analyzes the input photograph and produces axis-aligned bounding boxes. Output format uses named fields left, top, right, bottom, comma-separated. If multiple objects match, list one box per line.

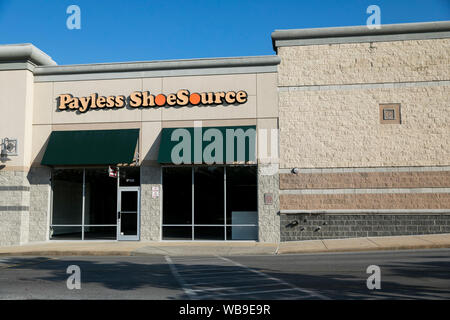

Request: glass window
left=84, top=226, right=116, bottom=240
left=162, top=226, right=192, bottom=240
left=161, top=165, right=257, bottom=241
left=50, top=226, right=82, bottom=240
left=162, top=167, right=192, bottom=225
left=85, top=168, right=117, bottom=226
left=226, top=166, right=257, bottom=225
left=194, top=226, right=225, bottom=240
left=51, top=169, right=83, bottom=225
left=119, top=167, right=140, bottom=186
left=194, top=166, right=224, bottom=225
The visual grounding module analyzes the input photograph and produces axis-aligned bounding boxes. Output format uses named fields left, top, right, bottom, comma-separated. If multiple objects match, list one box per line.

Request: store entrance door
left=117, top=187, right=140, bottom=241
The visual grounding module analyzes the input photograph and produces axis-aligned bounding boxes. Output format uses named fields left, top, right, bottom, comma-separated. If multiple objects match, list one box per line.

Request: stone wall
left=281, top=213, right=450, bottom=241
left=0, top=170, right=30, bottom=246
left=279, top=85, right=450, bottom=168
left=140, top=165, right=162, bottom=241
left=257, top=164, right=280, bottom=242
left=278, top=39, right=450, bottom=86
left=28, top=167, right=51, bottom=242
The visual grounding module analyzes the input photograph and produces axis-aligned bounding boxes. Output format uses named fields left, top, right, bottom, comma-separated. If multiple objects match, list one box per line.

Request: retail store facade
left=0, top=21, right=449, bottom=246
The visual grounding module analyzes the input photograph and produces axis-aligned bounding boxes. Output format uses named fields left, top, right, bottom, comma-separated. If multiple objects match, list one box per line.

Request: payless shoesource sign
left=57, top=89, right=248, bottom=113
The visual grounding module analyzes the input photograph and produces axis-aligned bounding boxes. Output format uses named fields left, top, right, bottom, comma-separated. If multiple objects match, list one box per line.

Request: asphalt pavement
left=0, top=248, right=449, bottom=300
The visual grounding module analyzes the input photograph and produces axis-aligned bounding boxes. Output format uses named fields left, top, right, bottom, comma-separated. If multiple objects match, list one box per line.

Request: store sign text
left=57, top=89, right=248, bottom=113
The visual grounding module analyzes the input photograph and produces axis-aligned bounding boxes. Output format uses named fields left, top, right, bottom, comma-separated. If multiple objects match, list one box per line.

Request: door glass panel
left=120, top=211, right=137, bottom=236
left=119, top=190, right=138, bottom=237
left=121, top=191, right=137, bottom=212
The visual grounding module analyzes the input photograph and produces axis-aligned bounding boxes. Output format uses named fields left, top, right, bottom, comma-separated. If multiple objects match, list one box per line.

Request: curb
left=0, top=251, right=133, bottom=257
left=277, top=243, right=450, bottom=255
left=0, top=243, right=449, bottom=257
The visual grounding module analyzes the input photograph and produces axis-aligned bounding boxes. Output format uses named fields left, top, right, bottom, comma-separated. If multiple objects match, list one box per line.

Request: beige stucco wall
left=0, top=69, right=35, bottom=168
left=278, top=38, right=450, bottom=169
left=31, top=72, right=278, bottom=165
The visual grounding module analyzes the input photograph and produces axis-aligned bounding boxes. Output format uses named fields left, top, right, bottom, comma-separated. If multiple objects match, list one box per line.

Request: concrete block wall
left=0, top=170, right=31, bottom=246
left=277, top=39, right=450, bottom=86
left=277, top=38, right=449, bottom=169
left=281, top=213, right=450, bottom=241
left=279, top=85, right=450, bottom=169
left=258, top=164, right=280, bottom=242
left=140, top=165, right=162, bottom=241
left=28, top=167, right=51, bottom=242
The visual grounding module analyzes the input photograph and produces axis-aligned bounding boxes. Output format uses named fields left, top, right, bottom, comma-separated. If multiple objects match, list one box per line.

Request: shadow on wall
left=142, top=130, right=162, bottom=164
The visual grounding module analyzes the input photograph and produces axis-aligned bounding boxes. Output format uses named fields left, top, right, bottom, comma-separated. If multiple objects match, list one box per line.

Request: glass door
left=117, top=187, right=140, bottom=241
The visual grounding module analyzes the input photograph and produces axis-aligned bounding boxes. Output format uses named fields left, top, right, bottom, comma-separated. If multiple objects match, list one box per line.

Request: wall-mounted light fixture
left=291, top=167, right=299, bottom=174
left=1, top=138, right=18, bottom=157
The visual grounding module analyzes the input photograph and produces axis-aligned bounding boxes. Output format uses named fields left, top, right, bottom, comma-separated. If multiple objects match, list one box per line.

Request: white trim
left=117, top=186, right=140, bottom=241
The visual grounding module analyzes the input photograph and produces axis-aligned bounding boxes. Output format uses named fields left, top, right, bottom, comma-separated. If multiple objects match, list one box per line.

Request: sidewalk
left=0, top=234, right=449, bottom=256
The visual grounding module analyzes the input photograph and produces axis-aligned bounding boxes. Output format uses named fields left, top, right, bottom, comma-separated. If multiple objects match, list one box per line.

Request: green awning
left=158, top=126, right=256, bottom=164
left=41, top=129, right=139, bottom=166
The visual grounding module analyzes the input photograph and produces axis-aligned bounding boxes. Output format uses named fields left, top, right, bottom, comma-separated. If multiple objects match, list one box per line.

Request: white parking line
left=166, top=255, right=329, bottom=300
left=190, top=282, right=283, bottom=292
left=164, top=256, right=197, bottom=299
left=184, top=274, right=266, bottom=287
left=179, top=270, right=253, bottom=279
left=217, top=256, right=330, bottom=300
left=202, top=288, right=303, bottom=298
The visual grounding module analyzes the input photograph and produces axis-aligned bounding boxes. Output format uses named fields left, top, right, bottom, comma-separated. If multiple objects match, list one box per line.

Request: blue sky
left=0, top=0, right=449, bottom=65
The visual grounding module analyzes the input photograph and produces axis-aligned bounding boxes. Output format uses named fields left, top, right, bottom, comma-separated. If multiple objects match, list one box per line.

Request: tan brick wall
left=278, top=39, right=450, bottom=86
left=279, top=85, right=450, bottom=168
left=280, top=193, right=450, bottom=210
left=280, top=171, right=450, bottom=189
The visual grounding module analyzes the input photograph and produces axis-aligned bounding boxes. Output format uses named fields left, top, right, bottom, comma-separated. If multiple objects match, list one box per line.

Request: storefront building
left=0, top=21, right=449, bottom=246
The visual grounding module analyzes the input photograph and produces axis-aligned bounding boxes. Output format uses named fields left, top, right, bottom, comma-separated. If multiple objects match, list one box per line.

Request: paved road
left=0, top=248, right=449, bottom=299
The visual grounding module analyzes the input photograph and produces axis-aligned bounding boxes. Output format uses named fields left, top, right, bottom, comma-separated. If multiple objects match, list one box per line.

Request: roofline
left=34, top=55, right=281, bottom=76
left=0, top=43, right=57, bottom=66
left=271, top=21, right=450, bottom=50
